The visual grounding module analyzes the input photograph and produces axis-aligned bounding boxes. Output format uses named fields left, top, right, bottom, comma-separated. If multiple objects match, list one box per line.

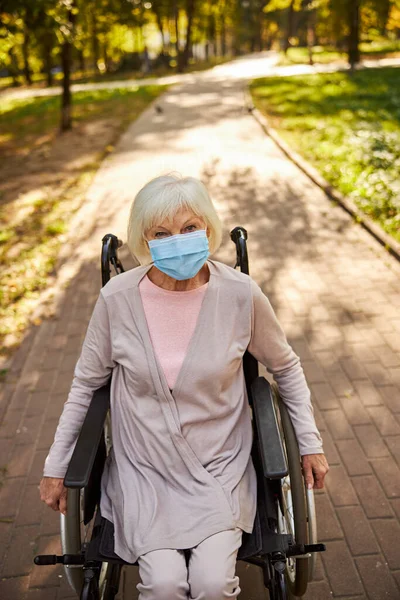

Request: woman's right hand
left=39, top=477, right=68, bottom=515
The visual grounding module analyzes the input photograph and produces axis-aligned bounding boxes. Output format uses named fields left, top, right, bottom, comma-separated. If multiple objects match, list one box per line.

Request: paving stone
left=0, top=520, right=13, bottom=563
left=28, top=535, right=63, bottom=588
left=325, top=465, right=358, bottom=507
left=320, top=540, right=363, bottom=596
left=323, top=410, right=354, bottom=440
left=0, top=410, right=22, bottom=440
left=27, top=450, right=48, bottom=486
left=7, top=384, right=32, bottom=413
left=336, top=439, right=372, bottom=476
left=378, top=386, right=400, bottom=414
left=14, top=415, right=43, bottom=447
left=371, top=519, right=400, bottom=570
left=392, top=570, right=400, bottom=592
left=320, top=430, right=340, bottom=466
left=0, top=477, right=25, bottom=519
left=314, top=493, right=343, bottom=541
left=302, top=360, right=327, bottom=384
left=371, top=457, right=400, bottom=498
left=336, top=506, right=379, bottom=556
left=384, top=333, right=400, bottom=353
left=304, top=580, right=333, bottom=598
left=363, top=361, right=392, bottom=386
left=355, top=555, right=399, bottom=600
left=353, top=381, right=383, bottom=407
left=391, top=498, right=400, bottom=521
left=385, top=436, right=400, bottom=466
left=354, top=425, right=390, bottom=458
left=45, top=394, right=67, bottom=421
left=339, top=393, right=371, bottom=426
left=310, top=382, right=340, bottom=410
left=388, top=367, right=400, bottom=387
left=25, top=391, right=51, bottom=418
left=367, top=406, right=400, bottom=436
left=374, top=345, right=400, bottom=369
left=25, top=587, right=58, bottom=600
left=0, top=438, right=13, bottom=468
left=1, top=524, right=40, bottom=578
left=352, top=476, right=393, bottom=518
left=40, top=507, right=61, bottom=537
left=7, top=445, right=34, bottom=478
left=339, top=356, right=368, bottom=382
left=15, top=485, right=43, bottom=527
left=36, top=419, right=59, bottom=452
left=0, top=575, right=30, bottom=599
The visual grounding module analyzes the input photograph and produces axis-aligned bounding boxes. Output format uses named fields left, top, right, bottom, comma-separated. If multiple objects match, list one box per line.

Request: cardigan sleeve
left=248, top=279, right=323, bottom=456
left=43, top=292, right=115, bottom=478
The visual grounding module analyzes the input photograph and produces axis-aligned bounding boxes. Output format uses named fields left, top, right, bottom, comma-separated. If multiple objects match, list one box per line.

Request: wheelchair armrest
left=251, top=377, right=288, bottom=479
left=64, top=382, right=111, bottom=489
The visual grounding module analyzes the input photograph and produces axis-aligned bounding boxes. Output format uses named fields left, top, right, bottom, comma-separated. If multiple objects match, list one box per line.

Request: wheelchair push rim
left=272, top=384, right=317, bottom=597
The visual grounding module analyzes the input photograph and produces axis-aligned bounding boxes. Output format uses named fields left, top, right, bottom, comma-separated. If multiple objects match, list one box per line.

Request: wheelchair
left=35, top=227, right=325, bottom=599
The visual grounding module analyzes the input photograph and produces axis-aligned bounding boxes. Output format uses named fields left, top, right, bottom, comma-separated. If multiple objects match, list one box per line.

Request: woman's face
left=145, top=208, right=207, bottom=241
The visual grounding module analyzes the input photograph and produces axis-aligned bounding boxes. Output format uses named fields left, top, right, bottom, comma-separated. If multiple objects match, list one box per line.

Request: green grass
left=250, top=67, right=400, bottom=242
left=0, top=85, right=166, bottom=356
left=278, top=41, right=400, bottom=66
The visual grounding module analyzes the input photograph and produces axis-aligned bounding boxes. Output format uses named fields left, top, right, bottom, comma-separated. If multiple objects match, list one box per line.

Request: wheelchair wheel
left=61, top=418, right=121, bottom=600
left=272, top=385, right=316, bottom=598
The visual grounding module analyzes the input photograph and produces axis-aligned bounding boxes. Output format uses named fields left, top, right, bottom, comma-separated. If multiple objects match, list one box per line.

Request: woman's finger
left=59, top=488, right=68, bottom=516
left=302, top=462, right=314, bottom=490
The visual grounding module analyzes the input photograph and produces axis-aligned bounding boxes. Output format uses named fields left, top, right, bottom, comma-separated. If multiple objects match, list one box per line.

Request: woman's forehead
left=152, top=208, right=204, bottom=228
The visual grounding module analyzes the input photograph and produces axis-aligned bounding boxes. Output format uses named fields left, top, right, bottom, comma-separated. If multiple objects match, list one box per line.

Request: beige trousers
left=137, top=528, right=243, bottom=600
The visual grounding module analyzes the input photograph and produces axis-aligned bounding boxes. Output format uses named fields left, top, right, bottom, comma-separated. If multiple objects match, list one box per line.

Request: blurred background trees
left=1, top=0, right=399, bottom=84
left=1, top=0, right=399, bottom=128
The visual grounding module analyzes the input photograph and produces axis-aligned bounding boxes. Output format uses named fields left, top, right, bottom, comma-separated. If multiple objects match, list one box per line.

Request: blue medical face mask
left=148, top=229, right=210, bottom=281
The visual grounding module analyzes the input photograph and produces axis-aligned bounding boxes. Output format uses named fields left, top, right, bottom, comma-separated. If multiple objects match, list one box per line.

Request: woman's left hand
left=301, top=454, right=329, bottom=490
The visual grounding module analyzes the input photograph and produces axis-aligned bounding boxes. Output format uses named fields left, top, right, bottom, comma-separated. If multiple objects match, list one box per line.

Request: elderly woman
left=40, top=174, right=328, bottom=600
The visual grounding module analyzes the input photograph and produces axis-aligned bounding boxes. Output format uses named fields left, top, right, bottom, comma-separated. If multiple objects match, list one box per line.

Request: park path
left=1, top=52, right=400, bottom=600
left=2, top=52, right=400, bottom=102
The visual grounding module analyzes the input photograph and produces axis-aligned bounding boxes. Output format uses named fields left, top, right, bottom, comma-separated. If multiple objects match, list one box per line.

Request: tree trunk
left=78, top=49, right=85, bottom=73
left=283, top=0, right=295, bottom=55
left=91, top=14, right=100, bottom=72
left=8, top=47, right=20, bottom=87
left=220, top=14, right=226, bottom=56
left=348, top=0, right=360, bottom=69
left=182, top=0, right=196, bottom=68
left=42, top=34, right=53, bottom=87
left=60, top=5, right=76, bottom=132
left=174, top=1, right=182, bottom=71
left=22, top=23, right=32, bottom=85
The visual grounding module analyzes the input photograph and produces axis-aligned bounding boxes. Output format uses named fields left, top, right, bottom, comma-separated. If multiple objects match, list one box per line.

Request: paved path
left=1, top=53, right=400, bottom=600
left=2, top=53, right=400, bottom=102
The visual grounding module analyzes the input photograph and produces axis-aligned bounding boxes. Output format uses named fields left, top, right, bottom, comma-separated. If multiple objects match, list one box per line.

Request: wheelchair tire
left=272, top=385, right=309, bottom=598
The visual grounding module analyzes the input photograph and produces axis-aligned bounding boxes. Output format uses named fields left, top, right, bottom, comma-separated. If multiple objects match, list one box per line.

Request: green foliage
left=250, top=66, right=400, bottom=241
left=0, top=84, right=166, bottom=354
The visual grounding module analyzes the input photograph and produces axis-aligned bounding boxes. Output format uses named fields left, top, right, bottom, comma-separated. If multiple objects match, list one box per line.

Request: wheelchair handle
left=101, top=233, right=124, bottom=287
left=230, top=227, right=249, bottom=275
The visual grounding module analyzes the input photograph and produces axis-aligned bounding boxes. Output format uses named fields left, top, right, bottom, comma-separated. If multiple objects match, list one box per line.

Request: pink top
left=139, top=275, right=208, bottom=390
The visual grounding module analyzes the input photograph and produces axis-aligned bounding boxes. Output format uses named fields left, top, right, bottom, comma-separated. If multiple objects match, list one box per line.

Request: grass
left=250, top=67, right=400, bottom=242
left=0, top=85, right=166, bottom=357
left=278, top=41, right=400, bottom=66
left=0, top=55, right=232, bottom=90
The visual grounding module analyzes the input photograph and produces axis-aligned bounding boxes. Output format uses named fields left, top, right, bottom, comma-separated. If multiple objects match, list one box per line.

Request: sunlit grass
left=278, top=41, right=400, bottom=66
left=0, top=85, right=166, bottom=356
left=250, top=67, right=400, bottom=242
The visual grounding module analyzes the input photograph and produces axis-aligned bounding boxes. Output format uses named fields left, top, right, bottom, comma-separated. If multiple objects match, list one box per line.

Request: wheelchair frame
left=35, top=227, right=325, bottom=600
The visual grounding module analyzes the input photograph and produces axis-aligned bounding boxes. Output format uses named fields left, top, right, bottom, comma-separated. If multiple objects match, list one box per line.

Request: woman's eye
left=155, top=231, right=168, bottom=238
left=184, top=225, right=197, bottom=232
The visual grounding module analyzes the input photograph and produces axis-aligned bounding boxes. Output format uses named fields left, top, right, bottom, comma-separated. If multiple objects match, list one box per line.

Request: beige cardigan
left=44, top=260, right=323, bottom=563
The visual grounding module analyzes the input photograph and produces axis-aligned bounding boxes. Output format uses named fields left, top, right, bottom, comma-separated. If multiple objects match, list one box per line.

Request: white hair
left=127, top=174, right=222, bottom=264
